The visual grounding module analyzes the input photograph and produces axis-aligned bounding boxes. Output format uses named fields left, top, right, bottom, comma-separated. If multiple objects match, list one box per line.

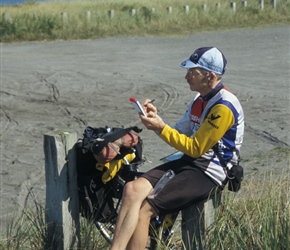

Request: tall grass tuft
left=1, top=0, right=289, bottom=42
left=0, top=190, right=47, bottom=250
left=0, top=189, right=110, bottom=250
left=78, top=216, right=109, bottom=249
left=207, top=171, right=290, bottom=250
left=0, top=169, right=289, bottom=249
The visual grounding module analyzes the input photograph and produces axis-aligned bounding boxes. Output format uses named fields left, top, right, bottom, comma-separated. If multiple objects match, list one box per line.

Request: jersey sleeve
left=159, top=104, right=235, bottom=158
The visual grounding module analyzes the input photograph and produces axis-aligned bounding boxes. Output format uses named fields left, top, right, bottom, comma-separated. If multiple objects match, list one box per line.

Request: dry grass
left=1, top=0, right=289, bottom=42
left=1, top=157, right=289, bottom=249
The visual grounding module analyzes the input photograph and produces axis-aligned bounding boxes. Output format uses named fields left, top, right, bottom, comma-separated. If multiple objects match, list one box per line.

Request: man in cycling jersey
left=110, top=47, right=244, bottom=250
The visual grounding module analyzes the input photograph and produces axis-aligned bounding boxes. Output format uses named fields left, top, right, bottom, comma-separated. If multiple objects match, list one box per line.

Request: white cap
left=180, top=47, right=227, bottom=75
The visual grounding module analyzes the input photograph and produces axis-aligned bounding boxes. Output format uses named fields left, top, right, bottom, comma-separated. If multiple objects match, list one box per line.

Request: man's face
left=185, top=67, right=208, bottom=93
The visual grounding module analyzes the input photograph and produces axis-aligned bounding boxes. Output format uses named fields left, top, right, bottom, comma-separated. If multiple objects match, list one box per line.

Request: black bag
left=81, top=125, right=143, bottom=163
left=227, top=164, right=244, bottom=192
left=213, top=145, right=244, bottom=192
left=75, top=125, right=144, bottom=221
left=75, top=143, right=113, bottom=221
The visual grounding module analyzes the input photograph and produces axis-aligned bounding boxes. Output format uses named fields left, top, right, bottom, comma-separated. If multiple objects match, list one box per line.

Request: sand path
left=1, top=25, right=289, bottom=230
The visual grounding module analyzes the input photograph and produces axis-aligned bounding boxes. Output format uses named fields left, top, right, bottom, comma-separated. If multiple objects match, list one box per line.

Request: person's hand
left=142, top=99, right=157, bottom=116
left=139, top=102, right=165, bottom=132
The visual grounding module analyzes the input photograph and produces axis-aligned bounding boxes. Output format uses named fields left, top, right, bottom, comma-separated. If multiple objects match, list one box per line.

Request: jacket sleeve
left=159, top=104, right=235, bottom=158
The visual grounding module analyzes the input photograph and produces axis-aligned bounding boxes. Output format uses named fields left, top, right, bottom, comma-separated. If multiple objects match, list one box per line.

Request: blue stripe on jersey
left=215, top=100, right=240, bottom=164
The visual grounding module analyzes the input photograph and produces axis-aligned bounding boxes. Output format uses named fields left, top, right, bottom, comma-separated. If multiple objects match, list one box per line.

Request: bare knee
left=122, top=181, right=139, bottom=201
left=122, top=178, right=152, bottom=203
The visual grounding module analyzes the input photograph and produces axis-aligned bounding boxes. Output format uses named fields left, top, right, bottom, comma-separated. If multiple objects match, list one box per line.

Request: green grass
left=0, top=0, right=289, bottom=42
left=207, top=171, right=290, bottom=250
left=0, top=190, right=110, bottom=249
left=1, top=167, right=289, bottom=249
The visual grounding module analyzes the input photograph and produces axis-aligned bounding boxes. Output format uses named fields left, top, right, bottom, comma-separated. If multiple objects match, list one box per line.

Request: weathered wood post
left=61, top=12, right=68, bottom=22
left=86, top=11, right=91, bottom=23
left=260, top=0, right=264, bottom=10
left=182, top=192, right=221, bottom=250
left=183, top=5, right=189, bottom=14
left=271, top=0, right=277, bottom=9
left=44, top=130, right=79, bottom=250
left=242, top=1, right=248, bottom=8
left=108, top=10, right=114, bottom=19
left=230, top=2, right=237, bottom=13
left=130, top=9, right=136, bottom=16
left=2, top=12, right=12, bottom=23
left=167, top=6, right=173, bottom=14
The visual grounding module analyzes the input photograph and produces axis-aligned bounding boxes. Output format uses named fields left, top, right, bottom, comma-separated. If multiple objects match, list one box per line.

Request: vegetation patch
left=1, top=0, right=289, bottom=42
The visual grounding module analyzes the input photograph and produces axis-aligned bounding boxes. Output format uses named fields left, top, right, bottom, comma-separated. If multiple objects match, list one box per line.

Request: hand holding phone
left=129, top=97, right=147, bottom=117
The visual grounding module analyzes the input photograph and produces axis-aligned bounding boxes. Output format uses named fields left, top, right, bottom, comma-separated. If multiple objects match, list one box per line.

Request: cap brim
left=180, top=59, right=198, bottom=69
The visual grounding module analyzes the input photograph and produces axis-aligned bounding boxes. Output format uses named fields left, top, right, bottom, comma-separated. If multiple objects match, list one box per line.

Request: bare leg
left=127, top=200, right=157, bottom=250
left=110, top=177, right=153, bottom=250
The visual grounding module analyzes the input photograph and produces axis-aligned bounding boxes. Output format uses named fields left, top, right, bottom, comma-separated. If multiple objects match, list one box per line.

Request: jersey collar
left=200, top=82, right=224, bottom=101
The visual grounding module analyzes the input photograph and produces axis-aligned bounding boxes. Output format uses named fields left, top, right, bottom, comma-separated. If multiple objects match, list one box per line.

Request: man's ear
left=209, top=71, right=219, bottom=81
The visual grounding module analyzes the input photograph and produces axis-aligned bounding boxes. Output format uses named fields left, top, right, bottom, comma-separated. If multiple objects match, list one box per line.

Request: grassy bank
left=0, top=167, right=289, bottom=249
left=209, top=171, right=290, bottom=249
left=1, top=0, right=289, bottom=42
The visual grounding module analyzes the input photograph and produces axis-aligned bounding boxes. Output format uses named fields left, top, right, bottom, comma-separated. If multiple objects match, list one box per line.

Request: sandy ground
left=0, top=25, right=289, bottom=232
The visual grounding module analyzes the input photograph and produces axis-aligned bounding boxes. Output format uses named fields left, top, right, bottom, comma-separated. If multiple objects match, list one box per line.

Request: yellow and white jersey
left=159, top=83, right=244, bottom=186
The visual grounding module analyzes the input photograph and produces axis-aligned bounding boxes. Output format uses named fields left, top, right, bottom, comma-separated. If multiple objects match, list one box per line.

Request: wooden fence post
left=260, top=0, right=264, bottom=10
left=2, top=12, right=12, bottom=23
left=86, top=11, right=91, bottom=23
left=182, top=192, right=221, bottom=250
left=183, top=5, right=189, bottom=14
left=230, top=2, right=237, bottom=13
left=61, top=12, right=68, bottom=22
left=242, top=1, right=247, bottom=8
left=44, top=131, right=79, bottom=250
left=130, top=9, right=136, bottom=16
left=108, top=9, right=114, bottom=19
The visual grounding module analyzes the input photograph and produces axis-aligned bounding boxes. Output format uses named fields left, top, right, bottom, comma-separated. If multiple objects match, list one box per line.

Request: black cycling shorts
left=141, top=157, right=220, bottom=215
